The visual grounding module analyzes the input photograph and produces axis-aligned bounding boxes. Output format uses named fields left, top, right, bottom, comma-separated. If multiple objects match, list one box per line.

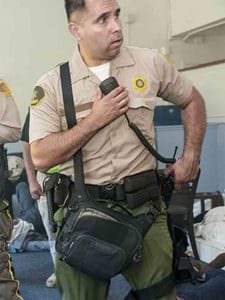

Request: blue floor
left=11, top=251, right=130, bottom=300
left=12, top=251, right=60, bottom=300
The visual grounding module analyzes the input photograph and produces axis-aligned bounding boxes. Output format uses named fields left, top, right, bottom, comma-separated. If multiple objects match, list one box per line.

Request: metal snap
left=104, top=184, right=114, bottom=191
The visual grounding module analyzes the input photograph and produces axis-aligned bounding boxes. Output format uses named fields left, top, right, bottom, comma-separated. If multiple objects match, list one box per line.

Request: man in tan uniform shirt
left=29, top=0, right=206, bottom=299
left=0, top=80, right=23, bottom=300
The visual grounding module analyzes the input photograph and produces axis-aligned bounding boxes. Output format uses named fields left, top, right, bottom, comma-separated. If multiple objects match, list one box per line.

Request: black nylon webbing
left=124, top=114, right=175, bottom=164
left=132, top=273, right=175, bottom=300
left=60, top=62, right=86, bottom=195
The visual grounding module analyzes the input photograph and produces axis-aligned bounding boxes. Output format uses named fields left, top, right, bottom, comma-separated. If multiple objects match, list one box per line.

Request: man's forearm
left=31, top=112, right=101, bottom=172
left=207, top=253, right=225, bottom=269
left=181, top=87, right=206, bottom=166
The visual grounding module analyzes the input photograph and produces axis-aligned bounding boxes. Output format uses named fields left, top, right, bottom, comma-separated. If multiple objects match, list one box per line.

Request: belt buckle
left=101, top=184, right=115, bottom=200
left=104, top=184, right=114, bottom=191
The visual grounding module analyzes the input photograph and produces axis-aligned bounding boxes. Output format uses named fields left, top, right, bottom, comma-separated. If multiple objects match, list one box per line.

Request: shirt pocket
left=127, top=97, right=158, bottom=140
left=128, top=96, right=157, bottom=110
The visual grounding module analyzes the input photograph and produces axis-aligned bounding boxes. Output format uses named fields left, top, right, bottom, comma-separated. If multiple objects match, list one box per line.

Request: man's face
left=70, top=0, right=123, bottom=66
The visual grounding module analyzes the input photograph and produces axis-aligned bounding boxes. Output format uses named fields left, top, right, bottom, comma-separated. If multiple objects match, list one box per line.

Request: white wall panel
left=170, top=0, right=225, bottom=36
left=183, top=63, right=225, bottom=122
left=0, top=0, right=74, bottom=121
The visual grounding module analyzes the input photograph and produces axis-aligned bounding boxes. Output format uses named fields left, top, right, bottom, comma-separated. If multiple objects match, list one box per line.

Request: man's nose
left=109, top=17, right=121, bottom=32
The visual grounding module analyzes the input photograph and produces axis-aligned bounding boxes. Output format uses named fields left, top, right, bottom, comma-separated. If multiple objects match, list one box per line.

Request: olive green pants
left=55, top=203, right=176, bottom=300
left=0, top=201, right=23, bottom=300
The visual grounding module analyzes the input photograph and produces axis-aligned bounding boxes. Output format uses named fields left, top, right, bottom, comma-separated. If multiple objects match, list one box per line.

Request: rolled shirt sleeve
left=0, top=81, right=21, bottom=143
left=153, top=52, right=193, bottom=106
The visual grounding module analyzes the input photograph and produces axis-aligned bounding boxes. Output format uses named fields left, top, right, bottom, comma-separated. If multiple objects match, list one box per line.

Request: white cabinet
left=170, top=0, right=225, bottom=38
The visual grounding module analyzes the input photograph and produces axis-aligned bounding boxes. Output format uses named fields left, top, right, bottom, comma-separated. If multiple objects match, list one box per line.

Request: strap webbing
left=132, top=273, right=175, bottom=300
left=124, top=114, right=175, bottom=164
left=60, top=62, right=86, bottom=196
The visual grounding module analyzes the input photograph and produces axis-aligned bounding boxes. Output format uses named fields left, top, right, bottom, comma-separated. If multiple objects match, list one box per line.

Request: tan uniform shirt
left=30, top=46, right=193, bottom=185
left=0, top=80, right=21, bottom=143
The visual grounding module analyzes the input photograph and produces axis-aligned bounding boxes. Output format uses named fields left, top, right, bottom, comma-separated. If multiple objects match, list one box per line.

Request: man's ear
left=68, top=22, right=81, bottom=41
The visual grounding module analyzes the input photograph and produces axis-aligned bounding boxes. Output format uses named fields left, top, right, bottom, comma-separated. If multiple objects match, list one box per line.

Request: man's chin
left=108, top=45, right=122, bottom=59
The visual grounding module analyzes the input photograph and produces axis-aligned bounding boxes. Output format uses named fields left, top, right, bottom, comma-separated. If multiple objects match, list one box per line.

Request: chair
left=168, top=169, right=201, bottom=259
left=194, top=191, right=224, bottom=223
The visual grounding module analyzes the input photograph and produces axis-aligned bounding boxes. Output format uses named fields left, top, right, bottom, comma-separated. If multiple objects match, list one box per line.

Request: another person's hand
left=29, top=180, right=43, bottom=199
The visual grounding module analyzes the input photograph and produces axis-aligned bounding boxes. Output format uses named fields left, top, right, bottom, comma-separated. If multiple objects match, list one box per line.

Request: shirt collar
left=69, top=45, right=135, bottom=83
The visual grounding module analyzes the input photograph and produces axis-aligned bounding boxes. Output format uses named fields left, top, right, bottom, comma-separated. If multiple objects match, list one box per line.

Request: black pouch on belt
left=44, top=173, right=72, bottom=233
left=43, top=173, right=72, bottom=208
left=124, top=170, right=160, bottom=209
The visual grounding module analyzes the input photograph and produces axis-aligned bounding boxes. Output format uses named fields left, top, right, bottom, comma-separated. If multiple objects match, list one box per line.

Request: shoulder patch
left=30, top=86, right=45, bottom=107
left=0, top=81, right=12, bottom=96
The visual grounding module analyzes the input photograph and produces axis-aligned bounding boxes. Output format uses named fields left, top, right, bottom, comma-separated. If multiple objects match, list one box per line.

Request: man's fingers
left=113, top=90, right=128, bottom=102
left=119, top=105, right=129, bottom=114
left=110, top=86, right=125, bottom=97
left=117, top=97, right=129, bottom=108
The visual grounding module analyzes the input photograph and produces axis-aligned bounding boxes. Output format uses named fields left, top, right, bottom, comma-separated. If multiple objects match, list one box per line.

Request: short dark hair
left=64, top=0, right=86, bottom=21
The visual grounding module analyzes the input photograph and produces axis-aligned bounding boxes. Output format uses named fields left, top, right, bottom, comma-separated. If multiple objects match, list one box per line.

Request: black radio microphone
left=98, top=76, right=176, bottom=164
left=99, top=77, right=119, bottom=95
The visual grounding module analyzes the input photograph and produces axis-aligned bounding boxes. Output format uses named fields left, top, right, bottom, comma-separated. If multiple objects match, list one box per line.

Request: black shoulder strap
left=124, top=114, right=175, bottom=164
left=60, top=62, right=86, bottom=195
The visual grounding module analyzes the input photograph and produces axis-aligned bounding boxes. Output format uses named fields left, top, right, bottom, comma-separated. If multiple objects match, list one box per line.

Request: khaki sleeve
left=29, top=75, right=61, bottom=144
left=154, top=53, right=193, bottom=106
left=0, top=81, right=21, bottom=143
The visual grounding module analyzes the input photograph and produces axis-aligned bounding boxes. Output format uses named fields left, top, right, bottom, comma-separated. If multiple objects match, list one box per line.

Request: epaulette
left=0, top=80, right=12, bottom=96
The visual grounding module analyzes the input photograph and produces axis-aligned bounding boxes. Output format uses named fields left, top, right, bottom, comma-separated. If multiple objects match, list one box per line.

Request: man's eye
left=98, top=16, right=107, bottom=24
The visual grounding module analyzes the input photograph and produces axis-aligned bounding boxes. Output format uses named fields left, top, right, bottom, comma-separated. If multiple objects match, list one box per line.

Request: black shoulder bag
left=56, top=62, right=160, bottom=281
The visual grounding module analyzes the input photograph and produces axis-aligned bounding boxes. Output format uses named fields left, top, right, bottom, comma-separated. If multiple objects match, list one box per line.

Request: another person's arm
left=22, top=141, right=43, bottom=199
left=201, top=253, right=225, bottom=273
left=21, top=111, right=43, bottom=199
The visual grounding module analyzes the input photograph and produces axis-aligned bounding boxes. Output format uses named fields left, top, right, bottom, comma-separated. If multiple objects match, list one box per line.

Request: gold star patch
left=0, top=80, right=12, bottom=96
left=132, top=76, right=148, bottom=92
left=30, top=86, right=45, bottom=107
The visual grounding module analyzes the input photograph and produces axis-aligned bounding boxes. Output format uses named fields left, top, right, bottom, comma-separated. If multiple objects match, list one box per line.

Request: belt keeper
left=115, top=185, right=126, bottom=201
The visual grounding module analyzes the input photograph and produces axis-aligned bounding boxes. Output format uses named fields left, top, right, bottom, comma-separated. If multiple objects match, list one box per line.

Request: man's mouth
left=111, top=39, right=122, bottom=46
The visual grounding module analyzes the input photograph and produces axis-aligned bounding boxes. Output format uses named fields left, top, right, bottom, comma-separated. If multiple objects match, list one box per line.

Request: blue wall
left=156, top=123, right=225, bottom=192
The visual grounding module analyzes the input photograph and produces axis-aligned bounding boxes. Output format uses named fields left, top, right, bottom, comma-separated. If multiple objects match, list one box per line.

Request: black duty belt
left=85, top=170, right=161, bottom=209
left=86, top=183, right=126, bottom=201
